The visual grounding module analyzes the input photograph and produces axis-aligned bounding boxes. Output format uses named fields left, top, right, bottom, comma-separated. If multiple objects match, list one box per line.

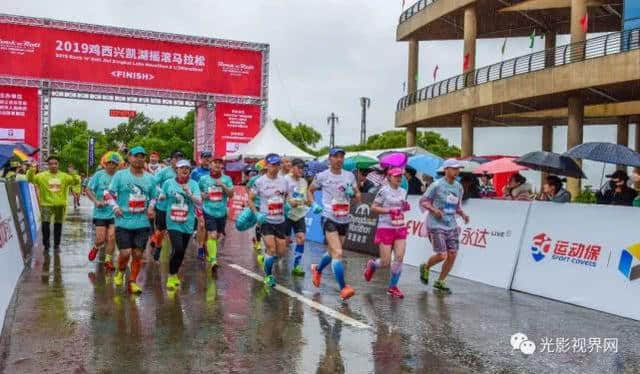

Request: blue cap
left=200, top=151, right=212, bottom=158
left=265, top=153, right=281, bottom=165
left=130, top=146, right=146, bottom=156
left=442, top=159, right=463, bottom=169
left=329, top=147, right=345, bottom=157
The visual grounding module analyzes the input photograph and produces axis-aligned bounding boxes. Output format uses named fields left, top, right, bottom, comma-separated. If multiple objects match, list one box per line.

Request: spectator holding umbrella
left=537, top=175, right=571, bottom=203
left=596, top=170, right=638, bottom=206
left=405, top=166, right=423, bottom=196
left=421, top=175, right=434, bottom=192
left=503, top=174, right=533, bottom=201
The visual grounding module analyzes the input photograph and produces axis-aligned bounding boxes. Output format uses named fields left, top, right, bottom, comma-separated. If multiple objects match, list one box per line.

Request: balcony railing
left=397, top=28, right=640, bottom=112
left=399, top=0, right=440, bottom=24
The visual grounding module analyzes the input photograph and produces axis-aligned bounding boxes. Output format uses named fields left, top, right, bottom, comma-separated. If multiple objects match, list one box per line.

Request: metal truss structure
left=0, top=13, right=270, bottom=158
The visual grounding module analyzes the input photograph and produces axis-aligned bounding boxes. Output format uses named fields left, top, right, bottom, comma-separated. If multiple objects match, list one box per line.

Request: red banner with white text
left=0, top=86, right=39, bottom=154
left=0, top=23, right=263, bottom=97
left=214, top=103, right=261, bottom=157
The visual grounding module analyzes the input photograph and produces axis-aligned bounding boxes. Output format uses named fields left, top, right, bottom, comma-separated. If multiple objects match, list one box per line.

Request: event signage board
left=28, top=183, right=41, bottom=227
left=213, top=103, right=261, bottom=157
left=0, top=182, right=27, bottom=326
left=0, top=85, right=39, bottom=152
left=4, top=182, right=31, bottom=262
left=511, top=202, right=640, bottom=320
left=0, top=22, right=263, bottom=97
left=18, top=181, right=38, bottom=244
left=109, top=109, right=136, bottom=118
left=344, top=193, right=379, bottom=256
left=403, top=197, right=530, bottom=289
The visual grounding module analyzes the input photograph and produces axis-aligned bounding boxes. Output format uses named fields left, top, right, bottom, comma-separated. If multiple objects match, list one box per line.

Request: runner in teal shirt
left=108, top=167, right=157, bottom=230
left=200, top=173, right=233, bottom=218
left=88, top=169, right=116, bottom=220
left=164, top=160, right=203, bottom=290
left=150, top=151, right=182, bottom=259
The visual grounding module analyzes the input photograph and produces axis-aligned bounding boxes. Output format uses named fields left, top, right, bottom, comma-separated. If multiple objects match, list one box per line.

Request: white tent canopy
left=229, top=121, right=315, bottom=160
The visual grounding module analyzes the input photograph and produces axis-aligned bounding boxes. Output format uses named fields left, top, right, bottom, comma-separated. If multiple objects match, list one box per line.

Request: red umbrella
left=473, top=157, right=528, bottom=175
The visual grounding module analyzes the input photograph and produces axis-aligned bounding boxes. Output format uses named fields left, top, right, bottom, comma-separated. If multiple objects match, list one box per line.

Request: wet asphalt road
left=2, top=200, right=640, bottom=374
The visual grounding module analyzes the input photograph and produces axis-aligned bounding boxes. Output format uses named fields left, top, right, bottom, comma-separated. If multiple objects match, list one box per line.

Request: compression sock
left=317, top=252, right=332, bottom=272
left=130, top=257, right=142, bottom=282
left=390, top=262, right=403, bottom=288
left=293, top=244, right=304, bottom=267
left=331, top=259, right=346, bottom=289
left=207, top=238, right=218, bottom=260
left=264, top=255, right=277, bottom=276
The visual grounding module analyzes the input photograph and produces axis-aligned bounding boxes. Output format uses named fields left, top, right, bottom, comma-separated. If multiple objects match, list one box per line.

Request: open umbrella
left=515, top=151, right=586, bottom=179
left=407, top=155, right=443, bottom=177
left=379, top=152, right=409, bottom=168
left=565, top=142, right=640, bottom=167
left=15, top=142, right=39, bottom=156
left=343, top=155, right=378, bottom=172
left=306, top=160, right=328, bottom=177
left=474, top=157, right=528, bottom=175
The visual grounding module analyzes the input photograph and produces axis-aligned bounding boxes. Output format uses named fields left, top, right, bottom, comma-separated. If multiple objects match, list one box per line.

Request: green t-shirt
left=162, top=178, right=201, bottom=234
left=27, top=169, right=81, bottom=207
left=88, top=170, right=115, bottom=220
left=153, top=167, right=176, bottom=212
left=108, top=168, right=156, bottom=230
left=71, top=174, right=82, bottom=194
left=199, top=174, right=233, bottom=218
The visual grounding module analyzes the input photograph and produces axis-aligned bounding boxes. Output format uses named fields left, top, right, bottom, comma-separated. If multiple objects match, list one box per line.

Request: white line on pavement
left=227, top=263, right=371, bottom=330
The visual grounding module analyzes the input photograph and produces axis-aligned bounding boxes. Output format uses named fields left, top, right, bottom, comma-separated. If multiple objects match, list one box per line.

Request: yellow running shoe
left=114, top=270, right=124, bottom=287
left=128, top=281, right=142, bottom=294
left=166, top=275, right=180, bottom=290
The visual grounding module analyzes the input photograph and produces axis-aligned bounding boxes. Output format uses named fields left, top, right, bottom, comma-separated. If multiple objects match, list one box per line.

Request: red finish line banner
left=109, top=109, right=136, bottom=118
left=214, top=103, right=261, bottom=157
left=0, top=86, right=39, bottom=153
left=0, top=23, right=263, bottom=97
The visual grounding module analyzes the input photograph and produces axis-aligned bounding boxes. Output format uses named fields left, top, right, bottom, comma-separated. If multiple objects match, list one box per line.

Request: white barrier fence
left=0, top=182, right=27, bottom=326
left=402, top=197, right=640, bottom=320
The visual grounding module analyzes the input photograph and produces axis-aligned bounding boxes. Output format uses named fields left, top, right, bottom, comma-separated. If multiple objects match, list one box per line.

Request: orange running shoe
left=104, top=261, right=115, bottom=272
left=339, top=285, right=355, bottom=301
left=311, top=264, right=322, bottom=288
left=88, top=246, right=99, bottom=261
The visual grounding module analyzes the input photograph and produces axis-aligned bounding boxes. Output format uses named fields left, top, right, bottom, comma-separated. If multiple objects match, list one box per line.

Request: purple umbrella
left=379, top=152, right=408, bottom=168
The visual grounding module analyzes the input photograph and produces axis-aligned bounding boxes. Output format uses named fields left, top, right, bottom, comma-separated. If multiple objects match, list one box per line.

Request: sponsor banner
left=0, top=22, right=263, bottom=96
left=344, top=193, right=379, bottom=255
left=214, top=103, right=261, bottom=158
left=28, top=183, right=41, bottom=227
left=0, top=86, right=39, bottom=153
left=227, top=186, right=249, bottom=221
left=306, top=191, right=325, bottom=244
left=512, top=202, right=640, bottom=320
left=194, top=103, right=214, bottom=164
left=404, top=197, right=530, bottom=289
left=4, top=181, right=31, bottom=262
left=18, top=181, right=38, bottom=244
left=0, top=182, right=27, bottom=326
left=88, top=137, right=95, bottom=169
left=109, top=109, right=136, bottom=118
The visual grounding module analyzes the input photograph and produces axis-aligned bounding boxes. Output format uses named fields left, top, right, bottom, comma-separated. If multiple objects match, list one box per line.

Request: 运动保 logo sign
left=530, top=233, right=601, bottom=268
left=618, top=243, right=640, bottom=281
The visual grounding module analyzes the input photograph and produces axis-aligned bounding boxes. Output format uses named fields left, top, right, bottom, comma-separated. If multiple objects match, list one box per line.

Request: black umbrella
left=565, top=142, right=640, bottom=168
left=515, top=151, right=586, bottom=179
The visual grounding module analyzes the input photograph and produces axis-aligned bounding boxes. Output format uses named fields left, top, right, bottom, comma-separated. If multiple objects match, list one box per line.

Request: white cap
left=176, top=159, right=191, bottom=168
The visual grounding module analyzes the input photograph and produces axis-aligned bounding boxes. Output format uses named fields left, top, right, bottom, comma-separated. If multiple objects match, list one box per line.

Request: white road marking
left=227, top=263, right=371, bottom=330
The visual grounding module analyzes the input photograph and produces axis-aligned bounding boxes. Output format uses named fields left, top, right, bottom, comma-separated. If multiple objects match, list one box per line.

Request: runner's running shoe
left=433, top=280, right=450, bottom=293
left=252, top=238, right=261, bottom=253
left=419, top=263, right=430, bottom=285
left=363, top=259, right=376, bottom=282
left=166, top=275, right=180, bottom=290
left=104, top=261, right=115, bottom=272
left=256, top=254, right=264, bottom=268
left=197, top=247, right=206, bottom=261
left=114, top=270, right=124, bottom=287
left=153, top=245, right=162, bottom=261
left=128, top=281, right=142, bottom=294
left=263, top=274, right=276, bottom=288
left=311, top=264, right=322, bottom=288
left=291, top=265, right=305, bottom=277
left=387, top=286, right=404, bottom=299
left=88, top=246, right=99, bottom=261
left=339, top=285, right=355, bottom=301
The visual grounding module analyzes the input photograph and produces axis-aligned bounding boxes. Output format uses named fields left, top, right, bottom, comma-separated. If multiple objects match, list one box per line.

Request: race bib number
left=444, top=193, right=459, bottom=215
left=128, top=193, right=146, bottom=213
left=332, top=199, right=350, bottom=218
left=390, top=210, right=405, bottom=227
left=267, top=197, right=284, bottom=218
left=170, top=203, right=189, bottom=223
left=208, top=186, right=223, bottom=202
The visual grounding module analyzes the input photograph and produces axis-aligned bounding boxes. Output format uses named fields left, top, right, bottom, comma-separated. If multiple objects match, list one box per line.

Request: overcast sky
left=2, top=0, right=636, bottom=188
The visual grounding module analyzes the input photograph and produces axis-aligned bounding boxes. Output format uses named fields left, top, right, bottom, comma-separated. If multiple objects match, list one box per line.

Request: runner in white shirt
left=248, top=153, right=289, bottom=288
left=363, top=167, right=411, bottom=298
left=308, top=147, right=361, bottom=301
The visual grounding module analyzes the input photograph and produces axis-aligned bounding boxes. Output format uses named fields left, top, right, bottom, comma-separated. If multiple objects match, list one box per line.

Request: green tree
left=130, top=111, right=194, bottom=159
left=274, top=119, right=322, bottom=156
left=103, top=113, right=155, bottom=149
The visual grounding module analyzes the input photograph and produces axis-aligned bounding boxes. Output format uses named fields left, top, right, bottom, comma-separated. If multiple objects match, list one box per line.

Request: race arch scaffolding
left=0, top=13, right=270, bottom=162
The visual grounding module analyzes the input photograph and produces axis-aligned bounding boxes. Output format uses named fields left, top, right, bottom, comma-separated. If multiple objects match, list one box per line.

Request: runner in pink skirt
left=363, top=167, right=411, bottom=298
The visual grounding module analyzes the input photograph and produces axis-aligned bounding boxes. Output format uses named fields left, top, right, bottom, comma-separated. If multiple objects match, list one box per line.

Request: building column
left=617, top=117, right=630, bottom=169
left=406, top=40, right=419, bottom=147
left=635, top=123, right=640, bottom=190
left=544, top=31, right=556, bottom=67
left=460, top=5, right=476, bottom=157
left=570, top=0, right=587, bottom=61
left=461, top=112, right=474, bottom=157
left=541, top=125, right=554, bottom=187
left=567, top=96, right=584, bottom=199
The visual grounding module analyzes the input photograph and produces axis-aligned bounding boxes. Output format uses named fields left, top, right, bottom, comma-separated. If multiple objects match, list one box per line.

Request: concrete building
left=396, top=0, right=640, bottom=197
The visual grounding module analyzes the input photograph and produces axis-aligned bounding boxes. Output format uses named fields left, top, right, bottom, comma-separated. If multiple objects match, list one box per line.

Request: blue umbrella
left=565, top=142, right=640, bottom=168
left=0, top=144, right=14, bottom=169
left=305, top=160, right=328, bottom=178
left=407, top=155, right=444, bottom=177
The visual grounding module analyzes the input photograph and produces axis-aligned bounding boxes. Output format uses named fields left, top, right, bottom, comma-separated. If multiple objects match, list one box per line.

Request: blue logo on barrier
left=530, top=233, right=552, bottom=262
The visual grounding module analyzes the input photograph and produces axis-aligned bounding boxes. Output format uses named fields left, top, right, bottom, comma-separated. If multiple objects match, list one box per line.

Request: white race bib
left=267, top=196, right=284, bottom=219
left=170, top=203, right=188, bottom=223
left=208, top=186, right=223, bottom=202
left=128, top=193, right=146, bottom=213
left=331, top=198, right=350, bottom=218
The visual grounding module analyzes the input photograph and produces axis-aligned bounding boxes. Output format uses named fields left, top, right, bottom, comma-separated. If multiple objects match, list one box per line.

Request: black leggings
left=168, top=230, right=191, bottom=275
left=42, top=222, right=62, bottom=250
